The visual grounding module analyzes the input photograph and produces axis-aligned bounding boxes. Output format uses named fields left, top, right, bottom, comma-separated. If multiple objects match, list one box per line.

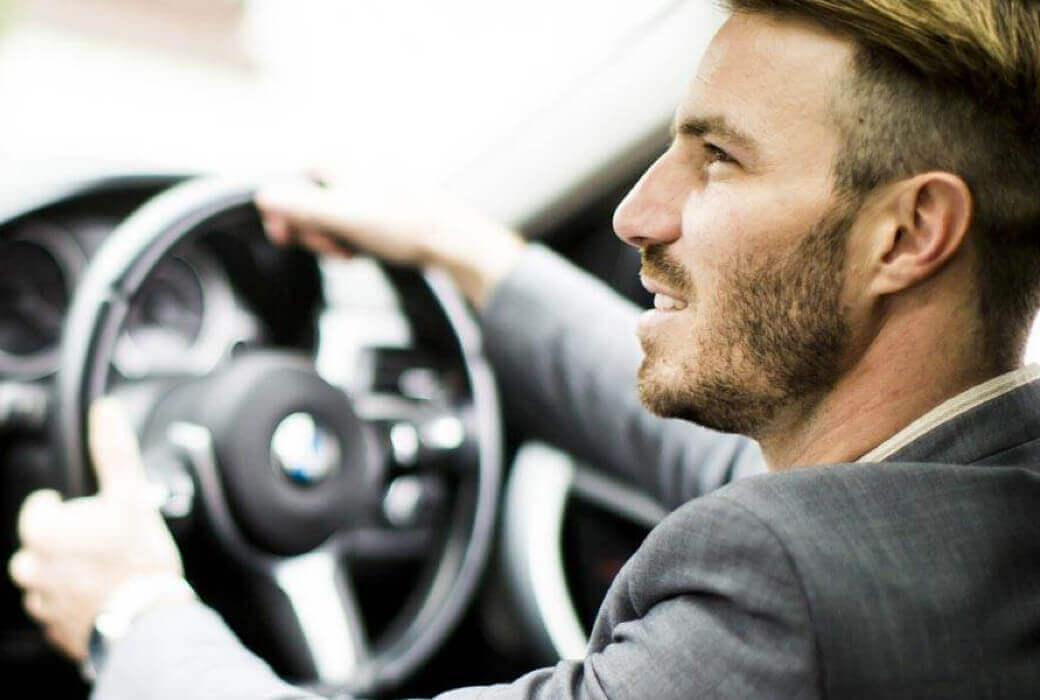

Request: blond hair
left=726, top=0, right=1040, bottom=369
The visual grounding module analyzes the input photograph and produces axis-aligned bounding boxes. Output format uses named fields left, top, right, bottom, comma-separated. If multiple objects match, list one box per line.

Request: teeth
left=653, top=293, right=687, bottom=311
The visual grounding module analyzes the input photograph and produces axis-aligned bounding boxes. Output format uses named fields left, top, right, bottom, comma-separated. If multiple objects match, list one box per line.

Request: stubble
left=637, top=203, right=854, bottom=437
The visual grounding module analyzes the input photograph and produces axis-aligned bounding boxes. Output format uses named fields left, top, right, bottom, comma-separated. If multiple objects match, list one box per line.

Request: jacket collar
left=858, top=365, right=1040, bottom=465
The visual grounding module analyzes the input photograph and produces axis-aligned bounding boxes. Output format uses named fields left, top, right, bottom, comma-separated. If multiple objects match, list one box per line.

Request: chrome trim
left=502, top=443, right=667, bottom=662
left=272, top=551, right=369, bottom=685
left=502, top=443, right=588, bottom=661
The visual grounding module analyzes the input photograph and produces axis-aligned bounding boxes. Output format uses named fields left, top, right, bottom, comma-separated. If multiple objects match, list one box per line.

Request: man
left=10, top=0, right=1040, bottom=697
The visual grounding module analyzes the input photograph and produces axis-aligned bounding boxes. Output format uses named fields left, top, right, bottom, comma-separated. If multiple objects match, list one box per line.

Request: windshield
left=0, top=0, right=683, bottom=178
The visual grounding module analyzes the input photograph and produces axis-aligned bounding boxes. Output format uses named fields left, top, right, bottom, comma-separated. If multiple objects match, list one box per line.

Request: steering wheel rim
left=55, top=176, right=503, bottom=695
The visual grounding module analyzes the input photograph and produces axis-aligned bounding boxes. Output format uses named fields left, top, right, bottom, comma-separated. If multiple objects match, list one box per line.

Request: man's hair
left=725, top=0, right=1040, bottom=370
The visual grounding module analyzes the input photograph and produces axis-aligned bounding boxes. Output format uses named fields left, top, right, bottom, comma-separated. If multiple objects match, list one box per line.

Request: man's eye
left=704, top=143, right=734, bottom=165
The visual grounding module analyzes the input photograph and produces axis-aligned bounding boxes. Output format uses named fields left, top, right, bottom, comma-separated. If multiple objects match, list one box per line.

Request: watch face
left=88, top=610, right=127, bottom=681
left=85, top=624, right=106, bottom=682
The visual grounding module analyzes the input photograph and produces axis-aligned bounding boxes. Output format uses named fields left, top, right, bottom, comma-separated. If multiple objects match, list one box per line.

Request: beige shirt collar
left=857, top=364, right=1040, bottom=463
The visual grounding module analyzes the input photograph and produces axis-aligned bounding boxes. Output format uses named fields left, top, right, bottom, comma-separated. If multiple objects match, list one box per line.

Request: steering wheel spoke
left=343, top=523, right=438, bottom=562
left=271, top=551, right=371, bottom=687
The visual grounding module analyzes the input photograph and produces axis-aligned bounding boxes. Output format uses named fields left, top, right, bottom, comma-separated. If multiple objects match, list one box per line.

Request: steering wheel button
left=398, top=368, right=441, bottom=400
left=420, top=415, right=465, bottom=451
left=389, top=422, right=419, bottom=467
left=383, top=476, right=427, bottom=528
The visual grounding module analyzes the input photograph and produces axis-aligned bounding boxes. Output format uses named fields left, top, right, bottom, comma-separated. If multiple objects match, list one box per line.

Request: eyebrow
left=671, top=114, right=758, bottom=155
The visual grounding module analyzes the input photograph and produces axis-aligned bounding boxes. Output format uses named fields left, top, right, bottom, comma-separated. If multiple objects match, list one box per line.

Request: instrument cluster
left=0, top=214, right=260, bottom=382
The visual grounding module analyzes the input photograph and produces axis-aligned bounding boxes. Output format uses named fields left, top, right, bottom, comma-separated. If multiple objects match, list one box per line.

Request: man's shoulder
left=691, top=460, right=1040, bottom=569
left=652, top=459, right=1040, bottom=637
left=598, top=461, right=1040, bottom=694
left=708, top=459, right=1040, bottom=528
left=684, top=461, right=1040, bottom=694
left=623, top=458, right=1040, bottom=610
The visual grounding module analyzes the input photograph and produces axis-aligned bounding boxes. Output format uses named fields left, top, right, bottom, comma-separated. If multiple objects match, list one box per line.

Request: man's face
left=613, top=13, right=859, bottom=438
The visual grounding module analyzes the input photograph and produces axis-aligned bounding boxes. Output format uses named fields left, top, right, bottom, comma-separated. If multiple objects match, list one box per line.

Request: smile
left=653, top=293, right=687, bottom=311
left=640, top=275, right=689, bottom=311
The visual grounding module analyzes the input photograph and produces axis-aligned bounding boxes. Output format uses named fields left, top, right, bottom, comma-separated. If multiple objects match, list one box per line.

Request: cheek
left=678, top=191, right=752, bottom=297
left=681, top=189, right=736, bottom=247
left=680, top=178, right=836, bottom=277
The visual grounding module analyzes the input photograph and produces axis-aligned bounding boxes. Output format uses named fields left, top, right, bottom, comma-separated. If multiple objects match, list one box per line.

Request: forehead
left=680, top=13, right=855, bottom=161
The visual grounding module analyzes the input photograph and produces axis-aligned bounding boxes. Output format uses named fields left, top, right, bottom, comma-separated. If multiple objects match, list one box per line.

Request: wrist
left=435, top=221, right=526, bottom=310
left=83, top=573, right=196, bottom=682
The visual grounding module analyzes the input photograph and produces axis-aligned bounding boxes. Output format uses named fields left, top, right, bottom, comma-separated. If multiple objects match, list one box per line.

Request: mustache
left=640, top=244, right=692, bottom=294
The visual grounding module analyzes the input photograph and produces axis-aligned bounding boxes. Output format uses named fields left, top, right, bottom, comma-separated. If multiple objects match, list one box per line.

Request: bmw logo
left=270, top=412, right=342, bottom=486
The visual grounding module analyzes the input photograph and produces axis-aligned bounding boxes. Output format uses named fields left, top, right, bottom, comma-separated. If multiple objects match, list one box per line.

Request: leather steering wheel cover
left=54, top=176, right=504, bottom=693
left=57, top=180, right=257, bottom=495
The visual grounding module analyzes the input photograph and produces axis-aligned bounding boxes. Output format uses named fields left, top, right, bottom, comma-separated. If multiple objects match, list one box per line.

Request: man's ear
left=868, top=172, right=973, bottom=296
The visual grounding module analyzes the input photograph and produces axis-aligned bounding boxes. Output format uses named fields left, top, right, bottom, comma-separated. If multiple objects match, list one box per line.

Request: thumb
left=88, top=397, right=148, bottom=497
left=255, top=180, right=336, bottom=229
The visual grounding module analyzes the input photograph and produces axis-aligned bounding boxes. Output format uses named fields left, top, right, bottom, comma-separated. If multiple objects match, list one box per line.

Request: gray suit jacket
left=94, top=246, right=1040, bottom=699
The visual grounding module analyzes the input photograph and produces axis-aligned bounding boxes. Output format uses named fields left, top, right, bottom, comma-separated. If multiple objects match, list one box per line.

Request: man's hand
left=255, top=176, right=526, bottom=309
left=8, top=398, right=185, bottom=661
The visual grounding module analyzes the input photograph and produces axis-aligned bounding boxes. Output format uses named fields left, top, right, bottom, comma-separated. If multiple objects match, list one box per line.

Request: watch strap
left=83, top=574, right=196, bottom=682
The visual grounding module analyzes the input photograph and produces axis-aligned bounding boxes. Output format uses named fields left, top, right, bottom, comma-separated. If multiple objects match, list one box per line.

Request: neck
left=758, top=296, right=1009, bottom=470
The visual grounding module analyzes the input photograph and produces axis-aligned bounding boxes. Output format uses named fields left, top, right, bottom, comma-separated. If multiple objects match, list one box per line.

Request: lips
left=640, top=275, right=689, bottom=311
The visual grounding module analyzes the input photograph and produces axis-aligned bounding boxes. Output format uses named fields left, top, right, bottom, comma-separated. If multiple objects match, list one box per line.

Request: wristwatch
left=83, top=574, right=196, bottom=682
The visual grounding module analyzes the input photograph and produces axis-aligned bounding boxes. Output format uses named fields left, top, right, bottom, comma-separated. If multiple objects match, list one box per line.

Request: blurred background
left=0, top=0, right=1037, bottom=360
left=0, top=0, right=689, bottom=198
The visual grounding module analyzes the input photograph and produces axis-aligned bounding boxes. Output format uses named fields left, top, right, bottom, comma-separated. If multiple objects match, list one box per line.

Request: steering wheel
left=54, top=177, right=503, bottom=696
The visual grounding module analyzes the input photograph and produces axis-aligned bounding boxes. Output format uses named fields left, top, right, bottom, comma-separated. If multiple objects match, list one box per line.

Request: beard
left=637, top=201, right=855, bottom=438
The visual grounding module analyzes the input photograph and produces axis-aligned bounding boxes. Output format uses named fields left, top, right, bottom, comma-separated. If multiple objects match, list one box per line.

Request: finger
left=88, top=397, right=148, bottom=497
left=8, top=549, right=40, bottom=588
left=23, top=590, right=47, bottom=622
left=43, top=621, right=88, bottom=662
left=260, top=212, right=292, bottom=246
left=17, top=490, right=63, bottom=548
left=255, top=182, right=345, bottom=232
left=297, top=228, right=356, bottom=259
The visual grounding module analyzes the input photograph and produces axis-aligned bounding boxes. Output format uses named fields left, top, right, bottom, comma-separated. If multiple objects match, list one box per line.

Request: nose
left=613, top=151, right=685, bottom=250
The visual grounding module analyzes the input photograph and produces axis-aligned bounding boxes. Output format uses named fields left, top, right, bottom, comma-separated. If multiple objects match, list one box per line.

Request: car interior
left=0, top=2, right=709, bottom=695
left=0, top=163, right=669, bottom=699
left=5, top=1, right=1040, bottom=698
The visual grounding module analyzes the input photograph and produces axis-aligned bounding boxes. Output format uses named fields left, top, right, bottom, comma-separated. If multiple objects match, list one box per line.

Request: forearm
left=91, top=600, right=316, bottom=700
left=422, top=211, right=525, bottom=310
